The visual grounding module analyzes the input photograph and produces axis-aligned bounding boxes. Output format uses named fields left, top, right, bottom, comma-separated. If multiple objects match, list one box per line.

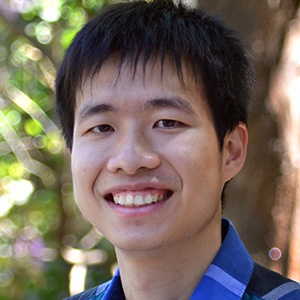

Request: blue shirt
left=65, top=219, right=300, bottom=299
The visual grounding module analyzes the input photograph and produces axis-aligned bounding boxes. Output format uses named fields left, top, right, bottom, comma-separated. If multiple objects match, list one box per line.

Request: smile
left=108, top=190, right=172, bottom=207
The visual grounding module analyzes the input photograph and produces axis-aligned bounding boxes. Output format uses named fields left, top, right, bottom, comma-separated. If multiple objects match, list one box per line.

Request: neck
left=115, top=219, right=222, bottom=300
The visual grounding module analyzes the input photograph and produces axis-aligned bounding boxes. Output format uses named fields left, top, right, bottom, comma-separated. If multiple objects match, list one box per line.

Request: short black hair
left=56, top=0, right=254, bottom=149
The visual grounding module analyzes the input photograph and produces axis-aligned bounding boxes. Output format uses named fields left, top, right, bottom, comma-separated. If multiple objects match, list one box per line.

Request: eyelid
left=154, top=119, right=184, bottom=129
left=90, top=124, right=114, bottom=133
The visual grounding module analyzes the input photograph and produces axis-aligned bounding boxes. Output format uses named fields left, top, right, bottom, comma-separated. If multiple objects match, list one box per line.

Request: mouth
left=105, top=190, right=173, bottom=207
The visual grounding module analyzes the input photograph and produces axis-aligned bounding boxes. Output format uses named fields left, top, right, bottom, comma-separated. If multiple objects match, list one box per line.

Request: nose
left=106, top=129, right=160, bottom=175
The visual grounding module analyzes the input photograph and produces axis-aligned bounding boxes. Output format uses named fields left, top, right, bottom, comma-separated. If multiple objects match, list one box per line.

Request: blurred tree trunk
left=192, top=0, right=300, bottom=280
left=268, top=9, right=300, bottom=279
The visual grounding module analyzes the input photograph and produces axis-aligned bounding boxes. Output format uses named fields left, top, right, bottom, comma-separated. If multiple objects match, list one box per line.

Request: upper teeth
left=113, top=194, right=163, bottom=207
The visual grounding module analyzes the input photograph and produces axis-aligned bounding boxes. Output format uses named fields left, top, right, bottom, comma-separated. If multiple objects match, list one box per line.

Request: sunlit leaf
left=60, top=28, right=79, bottom=49
left=35, top=22, right=53, bottom=44
left=24, top=118, right=44, bottom=136
left=39, top=0, right=62, bottom=22
left=8, top=162, right=26, bottom=178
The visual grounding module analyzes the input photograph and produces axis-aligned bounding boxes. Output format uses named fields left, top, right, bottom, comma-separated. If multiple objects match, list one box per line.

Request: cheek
left=71, top=143, right=105, bottom=194
left=162, top=131, right=223, bottom=194
left=71, top=150, right=90, bottom=180
left=165, top=131, right=220, bottom=170
left=71, top=147, right=101, bottom=219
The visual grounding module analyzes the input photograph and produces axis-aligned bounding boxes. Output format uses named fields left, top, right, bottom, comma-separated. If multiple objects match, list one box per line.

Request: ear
left=223, top=123, right=248, bottom=182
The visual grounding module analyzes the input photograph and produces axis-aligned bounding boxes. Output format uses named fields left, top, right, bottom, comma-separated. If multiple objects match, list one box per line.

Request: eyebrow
left=144, top=97, right=195, bottom=114
left=76, top=96, right=195, bottom=123
left=77, top=103, right=116, bottom=123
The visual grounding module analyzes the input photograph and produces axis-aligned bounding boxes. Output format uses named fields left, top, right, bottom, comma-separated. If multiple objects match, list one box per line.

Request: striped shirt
left=65, top=219, right=300, bottom=299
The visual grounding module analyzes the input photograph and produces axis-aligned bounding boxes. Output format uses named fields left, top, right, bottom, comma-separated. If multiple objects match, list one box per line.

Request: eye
left=155, top=119, right=182, bottom=129
left=90, top=124, right=114, bottom=133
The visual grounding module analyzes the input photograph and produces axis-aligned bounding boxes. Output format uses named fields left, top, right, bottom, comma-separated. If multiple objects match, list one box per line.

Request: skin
left=71, top=58, right=248, bottom=299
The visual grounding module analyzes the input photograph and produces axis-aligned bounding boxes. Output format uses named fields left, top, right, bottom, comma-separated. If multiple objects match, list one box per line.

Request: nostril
left=106, top=143, right=160, bottom=175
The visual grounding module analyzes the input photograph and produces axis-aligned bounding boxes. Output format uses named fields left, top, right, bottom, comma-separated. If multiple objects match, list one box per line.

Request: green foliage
left=0, top=1, right=115, bottom=299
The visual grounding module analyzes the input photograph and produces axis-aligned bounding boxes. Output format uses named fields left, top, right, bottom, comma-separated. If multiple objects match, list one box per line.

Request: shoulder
left=63, top=280, right=111, bottom=300
left=244, top=263, right=300, bottom=299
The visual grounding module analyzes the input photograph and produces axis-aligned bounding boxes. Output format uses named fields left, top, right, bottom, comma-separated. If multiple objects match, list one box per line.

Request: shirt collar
left=190, top=219, right=254, bottom=300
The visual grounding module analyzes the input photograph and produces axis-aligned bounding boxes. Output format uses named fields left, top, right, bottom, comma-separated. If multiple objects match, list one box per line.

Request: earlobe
left=223, top=123, right=248, bottom=182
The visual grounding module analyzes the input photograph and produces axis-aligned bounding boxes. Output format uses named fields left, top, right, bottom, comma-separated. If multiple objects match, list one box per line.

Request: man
left=56, top=0, right=300, bottom=299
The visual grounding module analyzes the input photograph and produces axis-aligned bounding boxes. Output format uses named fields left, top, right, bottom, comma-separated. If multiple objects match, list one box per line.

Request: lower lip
left=107, top=198, right=168, bottom=218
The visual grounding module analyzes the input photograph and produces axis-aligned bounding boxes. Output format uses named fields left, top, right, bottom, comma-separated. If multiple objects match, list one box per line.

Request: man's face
left=71, top=59, right=236, bottom=252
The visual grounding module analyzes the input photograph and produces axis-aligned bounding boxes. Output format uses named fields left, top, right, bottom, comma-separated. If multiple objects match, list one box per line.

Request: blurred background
left=0, top=0, right=299, bottom=299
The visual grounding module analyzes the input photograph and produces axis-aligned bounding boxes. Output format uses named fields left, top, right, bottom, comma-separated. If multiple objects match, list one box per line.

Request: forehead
left=75, top=57, right=211, bottom=121
left=77, top=55, right=203, bottom=101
